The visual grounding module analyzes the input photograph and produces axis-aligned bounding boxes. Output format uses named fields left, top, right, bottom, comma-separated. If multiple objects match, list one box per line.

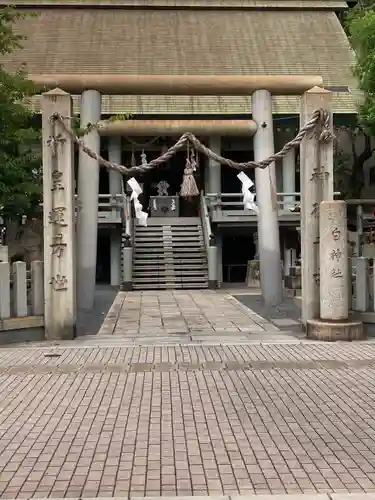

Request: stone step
left=135, top=234, right=203, bottom=243
left=134, top=263, right=207, bottom=270
left=133, top=270, right=208, bottom=277
left=134, top=248, right=206, bottom=255
left=133, top=276, right=208, bottom=283
left=133, top=282, right=208, bottom=290
left=133, top=257, right=207, bottom=265
left=134, top=241, right=203, bottom=248
left=135, top=233, right=203, bottom=239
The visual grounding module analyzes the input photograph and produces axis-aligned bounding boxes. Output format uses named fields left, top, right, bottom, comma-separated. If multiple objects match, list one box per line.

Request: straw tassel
left=180, top=157, right=199, bottom=198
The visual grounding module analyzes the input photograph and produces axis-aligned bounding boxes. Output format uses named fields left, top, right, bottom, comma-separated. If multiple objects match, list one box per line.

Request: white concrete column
left=108, top=136, right=122, bottom=195
left=282, top=148, right=296, bottom=209
left=77, top=90, right=101, bottom=310
left=252, top=89, right=283, bottom=306
left=320, top=201, right=349, bottom=320
left=207, top=136, right=221, bottom=194
left=108, top=137, right=123, bottom=287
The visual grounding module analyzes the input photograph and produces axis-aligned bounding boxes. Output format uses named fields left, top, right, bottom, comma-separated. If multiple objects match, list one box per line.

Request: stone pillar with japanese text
left=306, top=200, right=363, bottom=341
left=319, top=201, right=348, bottom=319
left=300, top=87, right=334, bottom=326
left=42, top=89, right=76, bottom=340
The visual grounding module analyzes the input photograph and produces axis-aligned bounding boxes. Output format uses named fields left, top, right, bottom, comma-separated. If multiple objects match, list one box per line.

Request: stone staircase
left=132, top=217, right=208, bottom=290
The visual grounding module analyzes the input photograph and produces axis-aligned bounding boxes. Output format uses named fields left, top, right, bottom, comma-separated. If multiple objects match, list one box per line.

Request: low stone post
left=0, top=245, right=8, bottom=262
left=12, top=261, right=27, bottom=317
left=31, top=260, right=44, bottom=316
left=207, top=244, right=218, bottom=289
left=306, top=200, right=363, bottom=340
left=122, top=245, right=133, bottom=291
left=0, top=261, right=10, bottom=319
left=42, top=89, right=76, bottom=340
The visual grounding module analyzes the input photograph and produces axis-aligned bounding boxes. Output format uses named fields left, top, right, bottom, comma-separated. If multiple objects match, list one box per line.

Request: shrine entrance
left=127, top=145, right=203, bottom=218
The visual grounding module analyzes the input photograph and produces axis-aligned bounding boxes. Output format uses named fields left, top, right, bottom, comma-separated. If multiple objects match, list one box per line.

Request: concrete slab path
left=96, top=291, right=304, bottom=345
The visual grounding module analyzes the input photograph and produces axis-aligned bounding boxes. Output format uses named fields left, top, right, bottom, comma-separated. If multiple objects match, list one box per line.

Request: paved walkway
left=96, top=291, right=303, bottom=345
left=2, top=343, right=375, bottom=498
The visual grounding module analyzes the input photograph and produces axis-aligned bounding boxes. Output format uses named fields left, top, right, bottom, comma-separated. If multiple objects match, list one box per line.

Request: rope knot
left=318, top=109, right=335, bottom=143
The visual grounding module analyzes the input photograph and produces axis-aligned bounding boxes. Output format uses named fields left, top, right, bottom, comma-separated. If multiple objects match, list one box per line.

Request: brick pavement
left=2, top=344, right=375, bottom=497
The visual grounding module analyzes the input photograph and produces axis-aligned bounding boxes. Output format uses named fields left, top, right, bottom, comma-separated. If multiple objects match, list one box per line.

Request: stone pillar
left=282, top=148, right=296, bottom=209
left=41, top=89, right=76, bottom=340
left=108, top=136, right=122, bottom=287
left=307, top=200, right=363, bottom=340
left=108, top=136, right=122, bottom=195
left=252, top=89, right=283, bottom=306
left=300, top=87, right=333, bottom=325
left=207, top=136, right=221, bottom=215
left=77, top=90, right=101, bottom=310
left=207, top=136, right=221, bottom=193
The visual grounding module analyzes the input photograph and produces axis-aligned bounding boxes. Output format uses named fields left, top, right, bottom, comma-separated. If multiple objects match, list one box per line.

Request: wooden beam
left=98, top=119, right=257, bottom=136
left=32, top=74, right=323, bottom=96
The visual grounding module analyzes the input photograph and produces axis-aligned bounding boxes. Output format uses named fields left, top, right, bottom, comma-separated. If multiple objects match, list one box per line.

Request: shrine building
left=1, top=0, right=358, bottom=305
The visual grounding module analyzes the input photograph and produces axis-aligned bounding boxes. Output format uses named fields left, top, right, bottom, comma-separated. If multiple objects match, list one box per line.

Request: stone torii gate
left=38, top=74, right=359, bottom=341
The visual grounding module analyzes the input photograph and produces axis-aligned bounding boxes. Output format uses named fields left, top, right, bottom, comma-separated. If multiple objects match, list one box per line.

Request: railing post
left=207, top=241, right=218, bottom=289
left=31, top=260, right=44, bottom=316
left=12, top=261, right=28, bottom=318
left=0, top=261, right=10, bottom=319
left=122, top=245, right=133, bottom=291
left=356, top=204, right=364, bottom=257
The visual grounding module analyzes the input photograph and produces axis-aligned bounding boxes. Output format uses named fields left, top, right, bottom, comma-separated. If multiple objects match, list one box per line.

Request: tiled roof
left=2, top=6, right=357, bottom=114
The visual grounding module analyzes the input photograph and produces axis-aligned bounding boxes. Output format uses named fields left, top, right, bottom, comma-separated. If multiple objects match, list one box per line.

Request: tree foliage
left=0, top=7, right=41, bottom=222
left=347, top=0, right=375, bottom=133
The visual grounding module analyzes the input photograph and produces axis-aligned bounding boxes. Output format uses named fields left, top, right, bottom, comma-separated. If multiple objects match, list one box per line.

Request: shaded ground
left=234, top=294, right=302, bottom=333
left=76, top=285, right=118, bottom=337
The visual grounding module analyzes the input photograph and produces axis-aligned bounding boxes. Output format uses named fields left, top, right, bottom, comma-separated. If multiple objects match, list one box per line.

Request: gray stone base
left=306, top=318, right=364, bottom=341
left=121, top=281, right=133, bottom=291
left=284, top=288, right=302, bottom=298
left=208, top=280, right=218, bottom=289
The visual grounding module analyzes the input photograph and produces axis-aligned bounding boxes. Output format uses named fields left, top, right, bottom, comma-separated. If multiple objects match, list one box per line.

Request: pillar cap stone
left=42, top=87, right=70, bottom=96
left=305, top=86, right=332, bottom=94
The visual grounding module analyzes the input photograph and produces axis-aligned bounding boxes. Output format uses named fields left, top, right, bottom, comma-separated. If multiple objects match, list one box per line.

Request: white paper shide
left=127, top=177, right=148, bottom=227
left=237, top=172, right=259, bottom=214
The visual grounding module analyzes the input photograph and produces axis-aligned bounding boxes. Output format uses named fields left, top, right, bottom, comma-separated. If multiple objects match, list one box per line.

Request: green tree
left=0, top=7, right=41, bottom=223
left=347, top=0, right=375, bottom=133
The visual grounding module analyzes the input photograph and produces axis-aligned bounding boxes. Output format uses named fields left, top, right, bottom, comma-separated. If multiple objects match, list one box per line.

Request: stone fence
left=0, top=261, right=44, bottom=336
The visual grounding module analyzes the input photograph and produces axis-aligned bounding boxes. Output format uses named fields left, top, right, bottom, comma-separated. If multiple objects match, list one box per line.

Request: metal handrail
left=206, top=191, right=341, bottom=199
left=200, top=191, right=214, bottom=248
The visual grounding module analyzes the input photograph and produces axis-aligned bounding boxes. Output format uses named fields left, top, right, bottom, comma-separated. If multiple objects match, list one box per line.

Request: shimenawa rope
left=49, top=108, right=333, bottom=176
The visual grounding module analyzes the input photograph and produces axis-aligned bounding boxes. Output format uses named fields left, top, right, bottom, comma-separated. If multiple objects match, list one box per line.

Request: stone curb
left=7, top=494, right=375, bottom=500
